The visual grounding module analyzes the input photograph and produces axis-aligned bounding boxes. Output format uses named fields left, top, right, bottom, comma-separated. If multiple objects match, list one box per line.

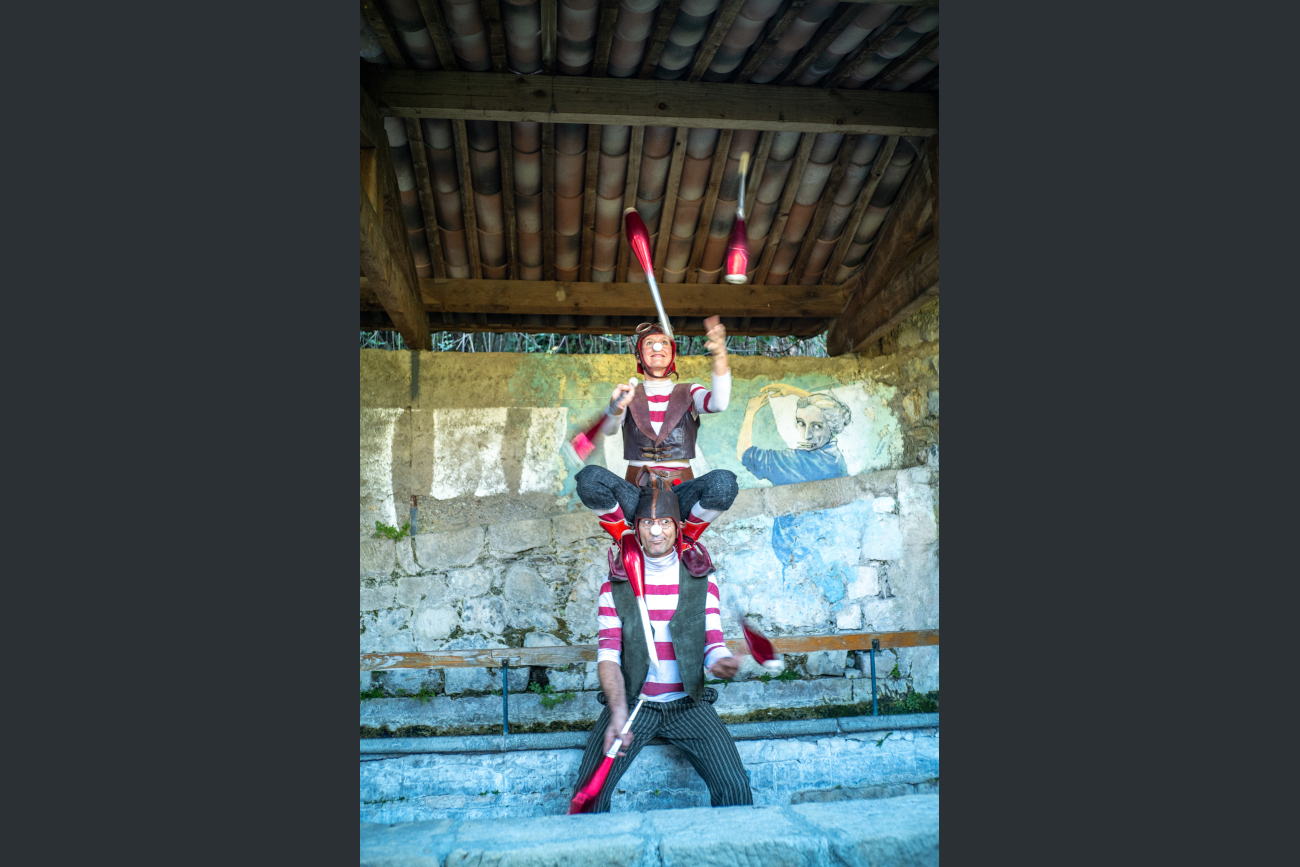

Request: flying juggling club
left=741, top=616, right=784, bottom=673
left=723, top=151, right=750, bottom=284
left=623, top=208, right=673, bottom=340
left=568, top=694, right=649, bottom=814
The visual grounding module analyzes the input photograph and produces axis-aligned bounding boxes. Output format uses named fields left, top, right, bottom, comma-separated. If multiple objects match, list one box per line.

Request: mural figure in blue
left=736, top=384, right=851, bottom=486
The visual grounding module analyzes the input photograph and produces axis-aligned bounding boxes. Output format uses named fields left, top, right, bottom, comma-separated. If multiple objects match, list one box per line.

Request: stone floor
left=360, top=794, right=939, bottom=867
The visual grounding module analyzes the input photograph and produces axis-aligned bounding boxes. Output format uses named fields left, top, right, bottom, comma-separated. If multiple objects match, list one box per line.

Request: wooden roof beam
left=361, top=276, right=847, bottom=318
left=360, top=93, right=432, bottom=350
left=373, top=70, right=938, bottom=135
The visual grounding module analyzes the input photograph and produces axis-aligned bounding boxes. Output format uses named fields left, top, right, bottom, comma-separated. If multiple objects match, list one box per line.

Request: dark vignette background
left=6, top=0, right=1288, bottom=862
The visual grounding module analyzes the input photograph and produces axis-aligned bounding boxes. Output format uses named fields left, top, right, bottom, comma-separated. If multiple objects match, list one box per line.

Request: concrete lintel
left=360, top=712, right=939, bottom=755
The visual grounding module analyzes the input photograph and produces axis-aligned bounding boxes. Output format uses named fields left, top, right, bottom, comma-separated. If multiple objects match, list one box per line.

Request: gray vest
left=609, top=561, right=709, bottom=705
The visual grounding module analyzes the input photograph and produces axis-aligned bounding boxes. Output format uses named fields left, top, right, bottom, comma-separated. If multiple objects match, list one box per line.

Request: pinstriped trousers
left=573, top=696, right=753, bottom=813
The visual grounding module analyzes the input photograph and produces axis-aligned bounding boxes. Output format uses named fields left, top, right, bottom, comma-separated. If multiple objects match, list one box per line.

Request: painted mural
left=358, top=351, right=909, bottom=532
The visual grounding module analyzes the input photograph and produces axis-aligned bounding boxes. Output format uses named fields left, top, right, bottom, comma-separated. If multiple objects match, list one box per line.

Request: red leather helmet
left=633, top=322, right=677, bottom=378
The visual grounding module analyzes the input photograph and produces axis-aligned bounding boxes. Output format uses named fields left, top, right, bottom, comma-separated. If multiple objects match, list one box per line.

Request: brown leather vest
left=622, top=383, right=699, bottom=463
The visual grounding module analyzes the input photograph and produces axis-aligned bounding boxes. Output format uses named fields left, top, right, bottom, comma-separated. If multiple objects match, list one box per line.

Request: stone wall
left=361, top=723, right=938, bottom=824
left=361, top=302, right=939, bottom=726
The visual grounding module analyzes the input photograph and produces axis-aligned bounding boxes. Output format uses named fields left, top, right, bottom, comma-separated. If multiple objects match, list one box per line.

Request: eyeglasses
left=638, top=518, right=675, bottom=529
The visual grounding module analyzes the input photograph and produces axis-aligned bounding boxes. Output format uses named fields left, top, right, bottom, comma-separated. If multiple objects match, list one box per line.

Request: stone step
left=360, top=794, right=939, bottom=866
left=360, top=718, right=938, bottom=824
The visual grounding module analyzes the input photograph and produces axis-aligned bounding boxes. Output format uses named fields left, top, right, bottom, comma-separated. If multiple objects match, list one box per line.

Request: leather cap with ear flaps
left=633, top=476, right=681, bottom=526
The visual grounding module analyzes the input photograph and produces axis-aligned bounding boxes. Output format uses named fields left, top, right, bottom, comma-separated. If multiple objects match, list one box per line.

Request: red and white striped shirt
left=602, top=372, right=731, bottom=467
left=595, top=549, right=732, bottom=702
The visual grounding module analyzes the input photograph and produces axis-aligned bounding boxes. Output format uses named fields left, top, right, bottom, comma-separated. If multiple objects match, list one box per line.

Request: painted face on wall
left=638, top=517, right=677, bottom=558
left=796, top=405, right=832, bottom=450
left=639, top=333, right=673, bottom=378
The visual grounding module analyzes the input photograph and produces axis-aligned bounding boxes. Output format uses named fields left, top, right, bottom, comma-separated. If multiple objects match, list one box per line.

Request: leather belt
left=624, top=465, right=695, bottom=487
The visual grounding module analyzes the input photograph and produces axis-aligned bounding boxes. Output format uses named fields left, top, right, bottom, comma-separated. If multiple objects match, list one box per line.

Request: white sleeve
left=699, top=370, right=730, bottom=413
left=600, top=407, right=623, bottom=437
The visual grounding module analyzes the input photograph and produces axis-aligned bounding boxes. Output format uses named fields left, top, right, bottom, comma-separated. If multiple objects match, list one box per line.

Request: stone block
left=410, top=605, right=459, bottom=646
left=873, top=496, right=896, bottom=513
left=546, top=663, right=586, bottom=692
left=360, top=585, right=396, bottom=611
left=861, top=512, right=904, bottom=560
left=551, top=511, right=602, bottom=549
left=896, top=645, right=939, bottom=694
left=763, top=474, right=862, bottom=519
left=394, top=538, right=420, bottom=574
left=360, top=608, right=415, bottom=652
left=898, top=468, right=937, bottom=547
left=855, top=468, right=898, bottom=497
left=460, top=597, right=508, bottom=634
left=488, top=517, right=553, bottom=555
left=846, top=565, right=880, bottom=599
left=805, top=649, right=848, bottom=676
left=360, top=538, right=396, bottom=579
left=377, top=668, right=445, bottom=696
left=445, top=566, right=492, bottom=601
left=395, top=575, right=448, bottom=608
left=523, top=631, right=564, bottom=647
left=796, top=796, right=940, bottom=866
left=835, top=603, right=863, bottom=630
left=413, top=526, right=485, bottom=570
left=504, top=563, right=558, bottom=630
left=583, top=661, right=601, bottom=690
left=927, top=389, right=939, bottom=417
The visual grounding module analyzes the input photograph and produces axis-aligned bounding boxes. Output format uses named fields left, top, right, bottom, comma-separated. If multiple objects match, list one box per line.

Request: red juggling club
left=741, top=616, right=784, bottom=673
left=623, top=208, right=673, bottom=340
left=568, top=694, right=649, bottom=814
left=724, top=151, right=750, bottom=284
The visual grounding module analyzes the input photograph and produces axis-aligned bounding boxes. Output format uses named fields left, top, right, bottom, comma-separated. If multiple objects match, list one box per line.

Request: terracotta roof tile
left=554, top=151, right=587, bottom=197
left=665, top=234, right=694, bottom=271
left=597, top=151, right=629, bottom=198
left=439, top=227, right=469, bottom=267
left=555, top=231, right=581, bottom=268
left=592, top=231, right=620, bottom=270
left=513, top=149, right=541, bottom=196
left=517, top=230, right=543, bottom=266
left=479, top=229, right=506, bottom=265
left=555, top=192, right=584, bottom=236
left=595, top=194, right=624, bottom=235
left=670, top=197, right=704, bottom=237
left=677, top=155, right=714, bottom=201
left=700, top=231, right=729, bottom=271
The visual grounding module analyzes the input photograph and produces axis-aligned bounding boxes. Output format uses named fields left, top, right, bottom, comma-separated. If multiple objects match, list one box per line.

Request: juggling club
left=568, top=694, right=649, bottom=814
left=741, top=616, right=784, bottom=673
left=623, top=208, right=673, bottom=340
left=723, top=151, right=750, bottom=284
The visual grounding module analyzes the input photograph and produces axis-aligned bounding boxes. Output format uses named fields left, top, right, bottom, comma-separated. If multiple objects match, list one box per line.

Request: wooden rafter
left=452, top=120, right=483, bottom=280
left=481, top=0, right=509, bottom=73
left=688, top=0, right=747, bottom=82
left=414, top=0, right=457, bottom=69
left=686, top=129, right=734, bottom=282
left=540, top=0, right=556, bottom=74
left=360, top=90, right=431, bottom=351
left=541, top=122, right=555, bottom=279
left=374, top=71, right=938, bottom=136
left=405, top=118, right=447, bottom=280
left=824, top=135, right=897, bottom=281
left=652, top=130, right=689, bottom=280
left=826, top=147, right=935, bottom=355
left=735, top=0, right=809, bottom=84
left=774, top=5, right=861, bottom=86
left=829, top=237, right=937, bottom=355
left=870, top=31, right=938, bottom=90
left=615, top=126, right=645, bottom=282
left=364, top=310, right=832, bottom=337
left=822, top=6, right=922, bottom=90
left=752, top=131, right=815, bottom=285
left=579, top=124, right=602, bottom=281
left=497, top=121, right=518, bottom=280
left=791, top=133, right=858, bottom=284
left=360, top=1, right=405, bottom=67
left=743, top=130, right=774, bottom=221
left=593, top=0, right=619, bottom=77
left=639, top=0, right=685, bottom=79
left=366, top=276, right=847, bottom=318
